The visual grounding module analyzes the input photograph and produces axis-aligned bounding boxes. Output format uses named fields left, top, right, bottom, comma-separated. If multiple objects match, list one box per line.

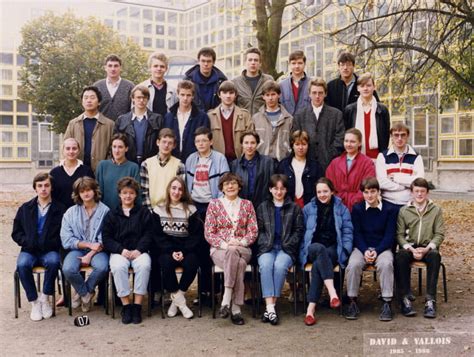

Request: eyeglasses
left=392, top=133, right=408, bottom=138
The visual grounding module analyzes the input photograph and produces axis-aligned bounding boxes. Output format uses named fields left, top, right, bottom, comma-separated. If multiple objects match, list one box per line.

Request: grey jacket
left=139, top=79, right=178, bottom=113
left=292, top=104, right=345, bottom=171
left=256, top=198, right=304, bottom=263
left=252, top=105, right=293, bottom=162
left=233, top=70, right=274, bottom=116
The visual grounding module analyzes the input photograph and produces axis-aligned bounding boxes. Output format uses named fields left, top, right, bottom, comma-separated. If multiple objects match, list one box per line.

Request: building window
left=156, top=25, right=164, bottom=35
left=38, top=160, right=54, bottom=168
left=17, top=147, right=29, bottom=158
left=39, top=122, right=53, bottom=152
left=0, top=115, right=13, bottom=125
left=117, top=7, right=127, bottom=17
left=459, top=139, right=473, bottom=156
left=156, top=39, right=165, bottom=48
left=412, top=108, right=428, bottom=147
left=143, top=38, right=152, bottom=48
left=16, top=101, right=29, bottom=112
left=143, top=9, right=152, bottom=21
left=17, top=131, right=28, bottom=143
left=130, top=7, right=140, bottom=18
left=130, top=22, right=139, bottom=33
left=1, top=100, right=13, bottom=111
left=168, top=26, right=177, bottom=37
left=143, top=23, right=152, bottom=34
left=0, top=85, right=13, bottom=96
left=16, top=115, right=29, bottom=127
left=0, top=53, right=14, bottom=64
left=440, top=116, right=455, bottom=134
left=459, top=114, right=473, bottom=133
left=104, top=19, right=113, bottom=29
left=2, top=147, right=12, bottom=158
left=155, top=10, right=165, bottom=22
left=1, top=69, right=12, bottom=80
left=169, top=40, right=177, bottom=50
left=117, top=20, right=126, bottom=31
left=17, top=55, right=25, bottom=66
left=440, top=139, right=454, bottom=157
left=1, top=131, right=12, bottom=142
left=168, top=12, right=177, bottom=23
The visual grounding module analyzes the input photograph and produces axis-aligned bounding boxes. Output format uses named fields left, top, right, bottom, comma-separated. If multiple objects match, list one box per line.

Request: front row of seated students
left=12, top=171, right=444, bottom=325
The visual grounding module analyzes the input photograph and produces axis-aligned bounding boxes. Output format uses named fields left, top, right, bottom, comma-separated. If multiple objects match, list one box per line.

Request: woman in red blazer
left=325, top=128, right=375, bottom=212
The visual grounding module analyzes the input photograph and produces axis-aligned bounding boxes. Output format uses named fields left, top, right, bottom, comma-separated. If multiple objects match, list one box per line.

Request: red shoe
left=304, top=315, right=316, bottom=326
left=330, top=297, right=341, bottom=309
left=56, top=296, right=65, bottom=307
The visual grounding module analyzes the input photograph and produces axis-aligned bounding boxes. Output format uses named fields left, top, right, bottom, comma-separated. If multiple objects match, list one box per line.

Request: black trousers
left=395, top=249, right=441, bottom=301
left=159, top=252, right=199, bottom=292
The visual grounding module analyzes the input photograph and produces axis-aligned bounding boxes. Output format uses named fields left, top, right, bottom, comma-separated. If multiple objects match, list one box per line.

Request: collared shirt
left=132, top=113, right=147, bottom=122
left=365, top=200, right=383, bottom=211
left=106, top=77, right=122, bottom=98
left=80, top=204, right=98, bottom=242
left=82, top=113, right=100, bottom=120
left=37, top=200, right=52, bottom=216
left=220, top=196, right=241, bottom=227
left=346, top=153, right=357, bottom=171
left=346, top=75, right=356, bottom=100
left=312, top=104, right=323, bottom=120
left=220, top=105, right=234, bottom=120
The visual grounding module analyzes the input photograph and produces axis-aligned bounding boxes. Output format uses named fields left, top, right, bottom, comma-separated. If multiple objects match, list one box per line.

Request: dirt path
left=1, top=188, right=473, bottom=356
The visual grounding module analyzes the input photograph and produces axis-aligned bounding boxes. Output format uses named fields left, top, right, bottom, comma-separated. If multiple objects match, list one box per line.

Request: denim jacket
left=60, top=202, right=110, bottom=250
left=299, top=196, right=353, bottom=269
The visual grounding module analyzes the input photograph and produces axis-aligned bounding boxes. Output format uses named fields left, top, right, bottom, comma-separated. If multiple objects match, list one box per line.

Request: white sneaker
left=173, top=291, right=193, bottom=319
left=81, top=292, right=95, bottom=313
left=30, top=300, right=43, bottom=321
left=40, top=293, right=53, bottom=319
left=71, top=291, right=81, bottom=309
left=167, top=301, right=178, bottom=317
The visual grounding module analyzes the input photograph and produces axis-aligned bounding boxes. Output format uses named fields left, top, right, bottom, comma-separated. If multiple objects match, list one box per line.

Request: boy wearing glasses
left=375, top=123, right=425, bottom=207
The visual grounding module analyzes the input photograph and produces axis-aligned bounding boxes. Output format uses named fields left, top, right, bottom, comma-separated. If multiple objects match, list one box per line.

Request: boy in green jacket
left=395, top=178, right=444, bottom=318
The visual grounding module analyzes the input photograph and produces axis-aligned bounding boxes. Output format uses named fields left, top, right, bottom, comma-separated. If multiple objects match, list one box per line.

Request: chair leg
left=111, top=273, right=115, bottom=319
left=14, top=271, right=19, bottom=318
left=302, top=269, right=307, bottom=311
left=67, top=281, right=72, bottom=316
left=251, top=266, right=256, bottom=318
left=441, top=263, right=448, bottom=303
left=255, top=266, right=260, bottom=316
left=52, top=277, right=56, bottom=317
left=197, top=267, right=202, bottom=318
left=418, top=268, right=423, bottom=296
left=36, top=273, right=41, bottom=292
left=160, top=268, right=165, bottom=319
left=147, top=279, right=152, bottom=318
left=105, top=275, right=109, bottom=315
left=292, top=267, right=297, bottom=316
left=339, top=269, right=344, bottom=316
left=211, top=266, right=216, bottom=319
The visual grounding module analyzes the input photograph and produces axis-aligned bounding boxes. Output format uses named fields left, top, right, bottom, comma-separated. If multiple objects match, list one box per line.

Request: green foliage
left=18, top=12, right=148, bottom=133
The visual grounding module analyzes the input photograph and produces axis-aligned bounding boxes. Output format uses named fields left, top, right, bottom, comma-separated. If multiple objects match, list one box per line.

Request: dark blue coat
left=184, top=64, right=227, bottom=112
left=276, top=155, right=323, bottom=205
left=163, top=102, right=210, bottom=161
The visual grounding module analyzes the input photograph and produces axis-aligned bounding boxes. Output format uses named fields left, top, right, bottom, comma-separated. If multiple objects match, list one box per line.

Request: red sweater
left=325, top=152, right=375, bottom=212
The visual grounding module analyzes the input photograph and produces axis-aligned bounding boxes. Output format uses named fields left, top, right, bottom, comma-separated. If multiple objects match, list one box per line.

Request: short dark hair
left=410, top=178, right=430, bottom=192
left=218, top=80, right=237, bottom=94
left=72, top=176, right=101, bottom=204
left=194, top=126, right=212, bottom=140
left=197, top=47, right=216, bottom=62
left=240, top=130, right=260, bottom=145
left=289, top=50, right=306, bottom=63
left=158, top=128, right=176, bottom=142
left=81, top=86, right=102, bottom=103
left=117, top=176, right=140, bottom=195
left=360, top=177, right=380, bottom=192
left=32, top=172, right=53, bottom=190
left=131, top=85, right=150, bottom=100
left=390, top=122, right=410, bottom=136
left=261, top=80, right=281, bottom=95
left=177, top=80, right=195, bottom=95
left=218, top=172, right=244, bottom=192
left=269, top=174, right=288, bottom=189
left=309, top=78, right=328, bottom=94
left=244, top=47, right=262, bottom=60
left=316, top=177, right=335, bottom=192
left=111, top=133, right=129, bottom=148
left=337, top=52, right=355, bottom=65
left=105, top=54, right=122, bottom=66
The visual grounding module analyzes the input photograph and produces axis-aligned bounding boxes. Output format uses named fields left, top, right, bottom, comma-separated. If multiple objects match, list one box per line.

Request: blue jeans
left=62, top=250, right=109, bottom=297
left=258, top=249, right=293, bottom=298
left=17, top=251, right=61, bottom=302
left=307, top=243, right=337, bottom=303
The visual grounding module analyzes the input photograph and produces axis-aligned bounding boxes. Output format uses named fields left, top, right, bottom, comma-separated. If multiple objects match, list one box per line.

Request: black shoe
left=423, top=300, right=436, bottom=318
left=379, top=302, right=393, bottom=321
left=121, top=304, right=133, bottom=324
left=268, top=311, right=279, bottom=326
left=219, top=304, right=230, bottom=319
left=345, top=301, right=360, bottom=320
left=231, top=312, right=245, bottom=325
left=401, top=297, right=417, bottom=317
left=261, top=310, right=270, bottom=323
left=407, top=291, right=416, bottom=301
left=132, top=304, right=142, bottom=324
